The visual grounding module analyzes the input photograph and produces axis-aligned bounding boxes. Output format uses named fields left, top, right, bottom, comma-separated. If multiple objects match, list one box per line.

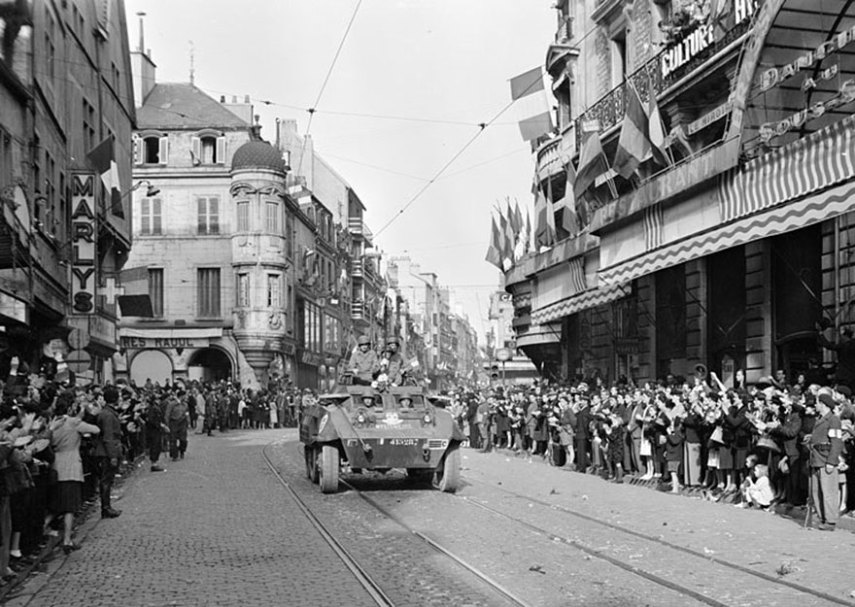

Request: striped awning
left=719, top=114, right=855, bottom=223
left=600, top=179, right=855, bottom=286
left=531, top=283, right=629, bottom=325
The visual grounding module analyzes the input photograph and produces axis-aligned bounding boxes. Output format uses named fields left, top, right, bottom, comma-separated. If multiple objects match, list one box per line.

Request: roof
left=137, top=83, right=249, bottom=129
left=232, top=141, right=288, bottom=174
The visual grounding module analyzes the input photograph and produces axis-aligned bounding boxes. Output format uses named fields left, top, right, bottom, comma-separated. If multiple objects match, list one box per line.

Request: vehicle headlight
left=356, top=413, right=366, bottom=424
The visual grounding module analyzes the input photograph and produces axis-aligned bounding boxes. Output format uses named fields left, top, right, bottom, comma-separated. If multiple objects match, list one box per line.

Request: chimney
left=130, top=12, right=157, bottom=108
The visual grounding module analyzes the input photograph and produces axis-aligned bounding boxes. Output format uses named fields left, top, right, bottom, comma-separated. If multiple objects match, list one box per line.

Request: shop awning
left=599, top=179, right=855, bottom=286
left=531, top=282, right=629, bottom=325
left=516, top=322, right=562, bottom=349
left=120, top=327, right=223, bottom=339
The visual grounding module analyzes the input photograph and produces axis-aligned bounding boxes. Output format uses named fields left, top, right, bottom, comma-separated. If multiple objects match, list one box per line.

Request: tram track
left=262, top=442, right=530, bottom=607
left=459, top=477, right=855, bottom=607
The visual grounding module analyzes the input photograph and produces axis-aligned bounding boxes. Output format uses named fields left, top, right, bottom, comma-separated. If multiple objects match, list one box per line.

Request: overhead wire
left=298, top=0, right=363, bottom=176
left=372, top=71, right=545, bottom=238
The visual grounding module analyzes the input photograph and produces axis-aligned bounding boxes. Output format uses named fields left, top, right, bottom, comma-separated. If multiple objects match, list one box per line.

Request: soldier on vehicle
left=347, top=335, right=380, bottom=385
left=381, top=338, right=409, bottom=385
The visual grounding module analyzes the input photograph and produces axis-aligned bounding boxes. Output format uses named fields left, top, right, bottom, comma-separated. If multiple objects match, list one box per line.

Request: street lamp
left=129, top=179, right=160, bottom=197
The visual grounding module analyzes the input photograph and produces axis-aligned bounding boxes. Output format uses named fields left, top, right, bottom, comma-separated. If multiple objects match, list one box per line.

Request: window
left=140, top=198, right=162, bottom=235
left=148, top=268, right=164, bottom=317
left=266, top=201, right=280, bottom=233
left=611, top=30, right=627, bottom=88
left=82, top=99, right=95, bottom=152
left=285, top=215, right=294, bottom=258
left=42, top=150, right=56, bottom=229
left=44, top=7, right=55, bottom=81
left=197, top=268, right=221, bottom=317
left=201, top=136, right=216, bottom=164
left=143, top=136, right=161, bottom=164
left=236, top=273, right=250, bottom=307
left=267, top=274, right=281, bottom=308
left=236, top=201, right=249, bottom=231
left=197, top=197, right=219, bottom=234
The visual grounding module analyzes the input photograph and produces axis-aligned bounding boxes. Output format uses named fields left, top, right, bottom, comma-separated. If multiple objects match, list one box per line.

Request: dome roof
left=231, top=141, right=288, bottom=174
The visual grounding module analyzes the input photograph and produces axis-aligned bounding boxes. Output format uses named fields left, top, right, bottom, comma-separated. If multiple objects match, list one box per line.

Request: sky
left=124, top=0, right=556, bottom=342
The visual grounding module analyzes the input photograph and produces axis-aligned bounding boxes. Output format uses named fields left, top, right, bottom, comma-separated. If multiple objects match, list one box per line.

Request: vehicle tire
left=305, top=446, right=319, bottom=483
left=407, top=468, right=433, bottom=485
left=319, top=445, right=340, bottom=494
left=434, top=446, right=461, bottom=493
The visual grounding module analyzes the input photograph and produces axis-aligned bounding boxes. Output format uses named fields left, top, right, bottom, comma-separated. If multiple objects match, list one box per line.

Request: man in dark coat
left=94, top=386, right=123, bottom=518
left=768, top=398, right=805, bottom=506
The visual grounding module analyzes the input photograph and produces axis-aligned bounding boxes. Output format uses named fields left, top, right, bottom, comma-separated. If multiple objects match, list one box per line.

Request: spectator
left=93, top=386, right=123, bottom=519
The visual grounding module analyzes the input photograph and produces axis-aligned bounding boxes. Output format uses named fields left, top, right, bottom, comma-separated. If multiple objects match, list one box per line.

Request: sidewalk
left=476, top=444, right=855, bottom=533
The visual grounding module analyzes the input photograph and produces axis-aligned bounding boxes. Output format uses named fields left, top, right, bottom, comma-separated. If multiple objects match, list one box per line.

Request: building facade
left=0, top=0, right=134, bottom=382
left=508, top=0, right=855, bottom=387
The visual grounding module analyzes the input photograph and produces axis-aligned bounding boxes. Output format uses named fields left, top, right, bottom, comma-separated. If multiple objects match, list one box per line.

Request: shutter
left=191, top=136, right=201, bottom=164
left=216, top=136, right=226, bottom=164
left=158, top=135, right=169, bottom=165
left=133, top=135, right=142, bottom=165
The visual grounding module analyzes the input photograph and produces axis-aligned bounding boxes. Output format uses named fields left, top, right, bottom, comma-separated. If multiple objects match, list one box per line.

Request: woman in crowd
left=45, top=392, right=100, bottom=554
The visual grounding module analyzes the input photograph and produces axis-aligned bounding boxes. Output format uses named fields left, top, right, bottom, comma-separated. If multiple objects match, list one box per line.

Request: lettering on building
left=759, top=80, right=855, bottom=142
left=760, top=24, right=855, bottom=92
left=70, top=174, right=96, bottom=315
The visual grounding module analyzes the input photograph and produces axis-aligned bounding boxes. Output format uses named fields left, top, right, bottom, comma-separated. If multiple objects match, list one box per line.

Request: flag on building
left=502, top=203, right=516, bottom=268
left=87, top=136, right=124, bottom=219
left=648, top=92, right=672, bottom=167
left=574, top=132, right=612, bottom=200
left=509, top=67, right=545, bottom=100
left=545, top=179, right=557, bottom=241
left=533, top=184, right=552, bottom=250
left=523, top=210, right=531, bottom=253
left=485, top=215, right=503, bottom=270
left=560, top=161, right=579, bottom=235
left=613, top=82, right=651, bottom=179
left=510, top=67, right=553, bottom=142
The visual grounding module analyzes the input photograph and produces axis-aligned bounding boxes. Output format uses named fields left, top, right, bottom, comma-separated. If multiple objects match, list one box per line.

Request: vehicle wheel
left=407, top=468, right=433, bottom=485
left=305, top=446, right=319, bottom=483
left=434, top=446, right=461, bottom=493
left=319, top=445, right=340, bottom=494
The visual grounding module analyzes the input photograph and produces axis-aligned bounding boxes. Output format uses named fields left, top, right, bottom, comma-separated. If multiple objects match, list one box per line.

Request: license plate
left=389, top=439, right=418, bottom=446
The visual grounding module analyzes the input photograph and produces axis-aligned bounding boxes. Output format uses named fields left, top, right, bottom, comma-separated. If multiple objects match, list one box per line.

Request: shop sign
left=88, top=314, right=116, bottom=347
left=69, top=173, right=96, bottom=315
left=760, top=24, right=855, bottom=92
left=0, top=292, right=27, bottom=324
left=661, top=0, right=757, bottom=80
left=121, top=336, right=209, bottom=350
left=299, top=349, right=323, bottom=366
left=759, top=80, right=855, bottom=143
left=687, top=101, right=732, bottom=135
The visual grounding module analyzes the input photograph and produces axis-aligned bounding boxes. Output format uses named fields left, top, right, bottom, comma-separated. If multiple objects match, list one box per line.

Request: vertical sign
left=70, top=173, right=97, bottom=314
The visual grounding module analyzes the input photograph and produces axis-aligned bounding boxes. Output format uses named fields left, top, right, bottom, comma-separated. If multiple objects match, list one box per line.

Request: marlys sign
left=70, top=173, right=97, bottom=315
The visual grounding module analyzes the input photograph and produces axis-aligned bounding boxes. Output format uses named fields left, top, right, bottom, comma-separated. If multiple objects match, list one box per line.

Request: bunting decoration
left=574, top=131, right=612, bottom=201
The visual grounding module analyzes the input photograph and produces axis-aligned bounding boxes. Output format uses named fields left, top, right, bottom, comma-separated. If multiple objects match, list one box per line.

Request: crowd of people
left=447, top=365, right=853, bottom=532
left=0, top=353, right=324, bottom=589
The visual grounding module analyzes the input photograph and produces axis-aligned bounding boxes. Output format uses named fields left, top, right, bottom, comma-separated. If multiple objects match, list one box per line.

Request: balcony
left=350, top=258, right=364, bottom=278
left=535, top=136, right=564, bottom=183
left=574, top=16, right=751, bottom=149
left=351, top=299, right=366, bottom=321
left=348, top=218, right=373, bottom=243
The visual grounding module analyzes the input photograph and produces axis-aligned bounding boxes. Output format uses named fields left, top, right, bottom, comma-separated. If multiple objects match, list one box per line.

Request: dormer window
left=135, top=131, right=168, bottom=165
left=192, top=130, right=226, bottom=165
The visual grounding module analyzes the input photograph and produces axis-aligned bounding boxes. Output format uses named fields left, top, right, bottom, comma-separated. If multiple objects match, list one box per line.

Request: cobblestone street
left=5, top=430, right=855, bottom=607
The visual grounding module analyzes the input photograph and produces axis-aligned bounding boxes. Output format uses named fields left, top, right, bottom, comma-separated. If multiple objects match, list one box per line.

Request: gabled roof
left=137, top=83, right=249, bottom=130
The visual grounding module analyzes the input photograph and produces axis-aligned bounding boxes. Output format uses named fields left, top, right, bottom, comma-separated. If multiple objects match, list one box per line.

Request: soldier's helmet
left=357, top=335, right=371, bottom=346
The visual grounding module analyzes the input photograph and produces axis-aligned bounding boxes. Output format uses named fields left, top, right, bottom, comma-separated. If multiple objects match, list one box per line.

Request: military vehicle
left=299, top=380, right=465, bottom=494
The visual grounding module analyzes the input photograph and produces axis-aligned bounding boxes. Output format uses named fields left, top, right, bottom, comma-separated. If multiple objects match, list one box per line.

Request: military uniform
left=808, top=410, right=843, bottom=527
left=385, top=352, right=407, bottom=385
left=348, top=348, right=380, bottom=384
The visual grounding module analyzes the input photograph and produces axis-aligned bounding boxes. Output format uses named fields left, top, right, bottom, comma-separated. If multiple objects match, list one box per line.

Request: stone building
left=0, top=0, right=135, bottom=382
left=507, top=0, right=855, bottom=386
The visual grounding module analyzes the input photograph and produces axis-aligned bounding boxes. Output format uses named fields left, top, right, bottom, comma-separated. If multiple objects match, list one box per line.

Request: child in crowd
left=739, top=461, right=774, bottom=509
